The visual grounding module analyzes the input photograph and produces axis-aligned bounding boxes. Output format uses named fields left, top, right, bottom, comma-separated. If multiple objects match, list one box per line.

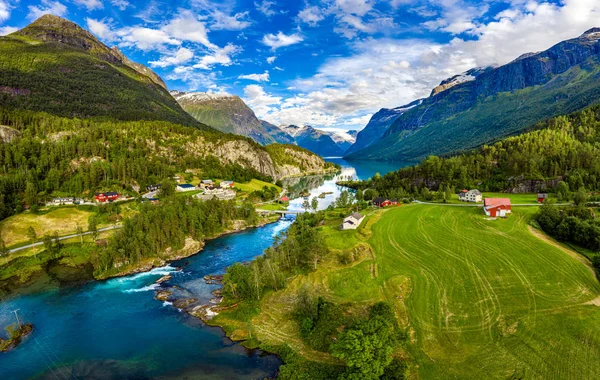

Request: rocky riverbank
left=0, top=324, right=34, bottom=353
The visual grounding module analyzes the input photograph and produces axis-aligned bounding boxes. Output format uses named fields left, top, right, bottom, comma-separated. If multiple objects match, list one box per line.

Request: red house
left=373, top=197, right=392, bottom=207
left=95, top=192, right=119, bottom=203
left=484, top=198, right=512, bottom=218
left=537, top=193, right=548, bottom=203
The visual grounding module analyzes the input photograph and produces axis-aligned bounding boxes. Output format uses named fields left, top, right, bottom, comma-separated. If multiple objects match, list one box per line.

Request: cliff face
left=0, top=125, right=20, bottom=143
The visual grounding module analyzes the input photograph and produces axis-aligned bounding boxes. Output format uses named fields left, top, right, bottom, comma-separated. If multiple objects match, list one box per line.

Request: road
left=8, top=225, right=123, bottom=253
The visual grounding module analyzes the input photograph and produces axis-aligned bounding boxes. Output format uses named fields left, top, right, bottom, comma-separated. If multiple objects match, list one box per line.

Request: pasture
left=370, top=205, right=600, bottom=378
left=229, top=204, right=600, bottom=378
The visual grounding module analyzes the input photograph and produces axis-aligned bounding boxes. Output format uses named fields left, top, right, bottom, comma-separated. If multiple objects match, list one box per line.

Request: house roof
left=469, top=189, right=482, bottom=195
left=484, top=198, right=511, bottom=208
left=280, top=196, right=289, bottom=201
left=178, top=184, right=195, bottom=188
left=373, top=197, right=387, bottom=203
left=105, top=192, right=118, bottom=196
left=460, top=189, right=469, bottom=193
left=201, top=180, right=213, bottom=183
left=349, top=212, right=364, bottom=220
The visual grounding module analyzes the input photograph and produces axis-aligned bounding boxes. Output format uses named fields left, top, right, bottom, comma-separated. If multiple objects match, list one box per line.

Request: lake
left=0, top=160, right=406, bottom=379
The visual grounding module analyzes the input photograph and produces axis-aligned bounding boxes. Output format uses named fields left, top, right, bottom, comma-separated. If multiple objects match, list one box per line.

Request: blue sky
left=1, top=0, right=599, bottom=131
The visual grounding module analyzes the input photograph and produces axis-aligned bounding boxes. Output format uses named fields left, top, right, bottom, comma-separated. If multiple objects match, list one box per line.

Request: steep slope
left=260, top=120, right=295, bottom=144
left=171, top=91, right=275, bottom=144
left=281, top=124, right=345, bottom=157
left=330, top=129, right=358, bottom=154
left=347, top=28, right=600, bottom=161
left=345, top=99, right=423, bottom=156
left=0, top=15, right=200, bottom=127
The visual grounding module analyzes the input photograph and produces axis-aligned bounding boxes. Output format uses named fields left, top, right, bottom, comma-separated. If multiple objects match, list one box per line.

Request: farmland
left=217, top=205, right=600, bottom=378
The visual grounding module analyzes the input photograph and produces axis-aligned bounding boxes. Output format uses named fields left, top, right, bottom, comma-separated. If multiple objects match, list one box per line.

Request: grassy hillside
left=213, top=205, right=600, bottom=378
left=350, top=55, right=600, bottom=161
left=0, top=15, right=201, bottom=127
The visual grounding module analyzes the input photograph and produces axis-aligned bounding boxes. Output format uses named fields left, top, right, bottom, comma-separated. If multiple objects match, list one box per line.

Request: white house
left=176, top=183, right=197, bottom=192
left=220, top=180, right=234, bottom=188
left=458, top=189, right=482, bottom=203
left=341, top=212, right=365, bottom=230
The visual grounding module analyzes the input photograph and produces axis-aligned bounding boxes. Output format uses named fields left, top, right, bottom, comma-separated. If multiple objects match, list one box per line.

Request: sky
left=1, top=0, right=600, bottom=132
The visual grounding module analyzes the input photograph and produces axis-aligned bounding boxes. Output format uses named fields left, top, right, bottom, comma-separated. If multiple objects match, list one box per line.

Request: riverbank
left=0, top=324, right=34, bottom=353
left=0, top=214, right=281, bottom=297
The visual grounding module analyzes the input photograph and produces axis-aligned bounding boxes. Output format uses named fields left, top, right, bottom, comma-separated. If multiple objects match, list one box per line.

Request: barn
left=484, top=198, right=512, bottom=218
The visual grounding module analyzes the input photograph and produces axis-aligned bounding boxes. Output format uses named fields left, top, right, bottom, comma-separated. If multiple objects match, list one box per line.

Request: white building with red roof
left=484, top=198, right=512, bottom=218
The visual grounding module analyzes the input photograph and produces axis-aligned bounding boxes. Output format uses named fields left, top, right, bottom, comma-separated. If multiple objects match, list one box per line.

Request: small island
left=0, top=324, right=34, bottom=353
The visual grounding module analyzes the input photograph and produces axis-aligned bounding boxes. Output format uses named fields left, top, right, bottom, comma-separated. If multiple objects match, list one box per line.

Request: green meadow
left=220, top=204, right=600, bottom=378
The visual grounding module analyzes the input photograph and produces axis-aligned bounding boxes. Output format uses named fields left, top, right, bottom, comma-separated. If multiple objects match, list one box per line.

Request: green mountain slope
left=171, top=91, right=275, bottom=143
left=347, top=28, right=600, bottom=161
left=0, top=15, right=201, bottom=127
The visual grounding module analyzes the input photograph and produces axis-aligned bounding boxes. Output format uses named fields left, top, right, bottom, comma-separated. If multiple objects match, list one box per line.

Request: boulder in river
left=155, top=275, right=172, bottom=284
left=173, top=298, right=198, bottom=309
left=155, top=290, right=173, bottom=302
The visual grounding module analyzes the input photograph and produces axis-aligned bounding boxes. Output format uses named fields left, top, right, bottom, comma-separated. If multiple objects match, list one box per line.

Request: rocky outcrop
left=0, top=125, right=20, bottom=143
left=506, top=177, right=562, bottom=193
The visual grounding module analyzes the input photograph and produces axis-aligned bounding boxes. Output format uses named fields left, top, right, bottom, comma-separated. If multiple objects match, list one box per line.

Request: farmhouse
left=176, top=184, right=197, bottom=192
left=341, top=212, right=365, bottom=230
left=538, top=193, right=548, bottom=203
left=199, top=180, right=213, bottom=189
left=459, top=189, right=482, bottom=203
left=484, top=198, right=512, bottom=218
left=220, top=180, right=234, bottom=188
left=95, top=192, right=119, bottom=203
left=146, top=184, right=161, bottom=192
left=373, top=197, right=396, bottom=207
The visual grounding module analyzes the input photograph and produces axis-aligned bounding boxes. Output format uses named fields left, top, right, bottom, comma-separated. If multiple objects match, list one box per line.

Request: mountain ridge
left=345, top=27, right=600, bottom=161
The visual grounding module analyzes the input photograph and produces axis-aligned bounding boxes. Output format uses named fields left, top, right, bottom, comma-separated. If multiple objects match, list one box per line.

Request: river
left=0, top=159, right=409, bottom=379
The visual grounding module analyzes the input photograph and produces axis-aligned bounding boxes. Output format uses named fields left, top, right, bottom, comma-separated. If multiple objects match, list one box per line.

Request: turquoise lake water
left=0, top=160, right=406, bottom=379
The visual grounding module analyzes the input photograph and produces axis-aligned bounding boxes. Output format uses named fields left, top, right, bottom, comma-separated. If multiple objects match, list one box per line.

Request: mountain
left=0, top=15, right=199, bottom=127
left=330, top=129, right=358, bottom=154
left=260, top=120, right=295, bottom=144
left=171, top=91, right=276, bottom=144
left=345, top=99, right=423, bottom=156
left=346, top=28, right=600, bottom=161
left=281, top=124, right=345, bottom=157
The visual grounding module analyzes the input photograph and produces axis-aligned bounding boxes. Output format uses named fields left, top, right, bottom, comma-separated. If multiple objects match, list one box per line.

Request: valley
left=1, top=6, right=600, bottom=380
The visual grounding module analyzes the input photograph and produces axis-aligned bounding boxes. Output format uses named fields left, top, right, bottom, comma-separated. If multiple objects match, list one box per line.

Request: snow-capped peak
left=170, top=90, right=234, bottom=102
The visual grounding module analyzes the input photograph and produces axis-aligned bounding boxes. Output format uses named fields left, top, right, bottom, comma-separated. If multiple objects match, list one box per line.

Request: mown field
left=371, top=205, right=600, bottom=378
left=218, top=205, right=600, bottom=378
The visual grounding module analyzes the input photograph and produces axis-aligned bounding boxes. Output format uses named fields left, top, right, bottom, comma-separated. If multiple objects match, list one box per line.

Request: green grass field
left=0, top=207, right=93, bottom=246
left=217, top=204, right=600, bottom=378
left=234, top=179, right=281, bottom=194
left=370, top=205, right=600, bottom=378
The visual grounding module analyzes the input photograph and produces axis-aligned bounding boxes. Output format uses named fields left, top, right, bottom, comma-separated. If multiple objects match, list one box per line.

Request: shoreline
left=96, top=215, right=282, bottom=281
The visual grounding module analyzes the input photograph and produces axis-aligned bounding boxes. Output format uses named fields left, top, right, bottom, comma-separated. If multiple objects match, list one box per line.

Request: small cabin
left=341, top=212, right=365, bottom=230
left=95, top=192, right=119, bottom=203
left=220, top=181, right=235, bottom=188
left=373, top=197, right=391, bottom=208
left=459, top=189, right=482, bottom=203
left=537, top=193, right=548, bottom=203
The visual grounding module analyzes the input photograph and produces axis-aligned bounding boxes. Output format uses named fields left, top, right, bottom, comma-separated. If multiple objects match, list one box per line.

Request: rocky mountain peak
left=580, top=27, right=600, bottom=40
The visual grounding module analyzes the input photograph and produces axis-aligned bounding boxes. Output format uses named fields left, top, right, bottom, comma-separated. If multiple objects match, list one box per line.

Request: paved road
left=8, top=225, right=123, bottom=253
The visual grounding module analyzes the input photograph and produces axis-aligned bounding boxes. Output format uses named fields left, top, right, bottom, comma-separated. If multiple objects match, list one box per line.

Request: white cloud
left=258, top=0, right=600, bottom=129
left=149, top=47, right=194, bottom=68
left=0, top=26, right=17, bottom=36
left=86, top=18, right=116, bottom=41
left=335, top=0, right=373, bottom=17
left=267, top=56, right=276, bottom=64
left=262, top=31, right=303, bottom=50
left=298, top=6, right=325, bottom=27
left=166, top=66, right=218, bottom=91
left=27, top=0, right=68, bottom=20
left=211, top=11, right=252, bottom=30
left=73, top=0, right=104, bottom=11
left=193, top=43, right=240, bottom=69
left=110, top=0, right=130, bottom=10
left=0, top=0, right=12, bottom=22
left=118, top=26, right=180, bottom=51
left=161, top=10, right=216, bottom=49
left=238, top=71, right=270, bottom=82
left=255, top=0, right=276, bottom=17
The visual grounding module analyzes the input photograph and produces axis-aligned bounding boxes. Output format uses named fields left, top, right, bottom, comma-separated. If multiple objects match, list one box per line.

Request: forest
left=344, top=104, right=600, bottom=200
left=0, top=108, right=273, bottom=221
